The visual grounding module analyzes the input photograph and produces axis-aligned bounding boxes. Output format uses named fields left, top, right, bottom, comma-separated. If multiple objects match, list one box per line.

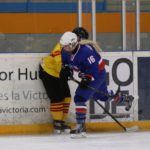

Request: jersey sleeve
left=51, top=43, right=62, bottom=73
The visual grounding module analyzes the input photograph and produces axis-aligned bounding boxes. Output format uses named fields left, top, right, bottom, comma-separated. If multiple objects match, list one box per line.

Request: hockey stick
left=70, top=77, right=120, bottom=100
left=70, top=77, right=139, bottom=132
left=95, top=100, right=138, bottom=132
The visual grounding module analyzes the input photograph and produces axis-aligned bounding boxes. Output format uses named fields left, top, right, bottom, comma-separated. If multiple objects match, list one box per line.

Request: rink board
left=0, top=121, right=150, bottom=135
left=0, top=51, right=149, bottom=134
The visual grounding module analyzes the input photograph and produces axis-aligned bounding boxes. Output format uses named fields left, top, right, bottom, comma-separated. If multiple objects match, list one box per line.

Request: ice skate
left=53, top=120, right=62, bottom=134
left=113, top=91, right=122, bottom=104
left=124, top=95, right=134, bottom=111
left=53, top=120, right=71, bottom=134
left=70, top=123, right=86, bottom=138
left=113, top=92, right=134, bottom=111
left=61, top=121, right=71, bottom=133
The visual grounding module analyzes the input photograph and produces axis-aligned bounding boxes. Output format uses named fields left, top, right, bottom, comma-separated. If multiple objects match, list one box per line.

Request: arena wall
left=0, top=51, right=150, bottom=134
left=0, top=12, right=150, bottom=33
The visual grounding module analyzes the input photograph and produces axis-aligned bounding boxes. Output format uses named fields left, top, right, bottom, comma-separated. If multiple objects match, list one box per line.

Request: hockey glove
left=79, top=73, right=92, bottom=89
left=60, top=65, right=73, bottom=81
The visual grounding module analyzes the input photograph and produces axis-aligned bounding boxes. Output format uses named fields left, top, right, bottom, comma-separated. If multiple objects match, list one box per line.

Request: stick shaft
left=95, top=100, right=126, bottom=131
left=71, top=77, right=120, bottom=100
left=71, top=77, right=127, bottom=131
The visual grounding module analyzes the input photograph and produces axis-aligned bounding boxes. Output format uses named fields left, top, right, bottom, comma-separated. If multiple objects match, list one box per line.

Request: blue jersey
left=61, top=44, right=108, bottom=102
left=61, top=44, right=105, bottom=81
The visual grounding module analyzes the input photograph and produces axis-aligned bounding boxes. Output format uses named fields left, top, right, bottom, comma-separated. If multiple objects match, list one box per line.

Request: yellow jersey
left=41, top=43, right=62, bottom=78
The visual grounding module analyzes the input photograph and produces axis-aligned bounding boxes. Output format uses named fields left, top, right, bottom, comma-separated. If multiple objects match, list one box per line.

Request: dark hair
left=72, top=27, right=89, bottom=40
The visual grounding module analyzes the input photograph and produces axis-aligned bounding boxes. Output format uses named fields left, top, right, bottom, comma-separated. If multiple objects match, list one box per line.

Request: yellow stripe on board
left=0, top=124, right=53, bottom=135
left=0, top=121, right=150, bottom=135
left=86, top=121, right=150, bottom=132
left=0, top=12, right=150, bottom=33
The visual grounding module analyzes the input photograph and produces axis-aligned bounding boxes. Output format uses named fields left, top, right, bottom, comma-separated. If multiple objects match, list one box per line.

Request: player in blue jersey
left=59, top=31, right=134, bottom=138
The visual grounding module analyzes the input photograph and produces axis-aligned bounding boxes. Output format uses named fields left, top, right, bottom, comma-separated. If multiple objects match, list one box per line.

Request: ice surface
left=0, top=131, right=150, bottom=150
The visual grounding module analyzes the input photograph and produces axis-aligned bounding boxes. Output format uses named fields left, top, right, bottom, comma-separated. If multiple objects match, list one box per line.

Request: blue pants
left=74, top=69, right=109, bottom=124
left=74, top=69, right=109, bottom=104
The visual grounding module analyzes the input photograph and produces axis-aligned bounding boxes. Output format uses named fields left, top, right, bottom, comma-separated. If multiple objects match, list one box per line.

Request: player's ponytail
left=79, top=39, right=102, bottom=52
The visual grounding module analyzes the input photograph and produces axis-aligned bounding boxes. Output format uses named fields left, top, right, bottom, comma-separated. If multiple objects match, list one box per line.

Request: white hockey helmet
left=60, top=31, right=78, bottom=52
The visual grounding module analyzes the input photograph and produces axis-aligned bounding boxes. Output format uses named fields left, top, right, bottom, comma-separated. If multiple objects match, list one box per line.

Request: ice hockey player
left=59, top=31, right=134, bottom=138
left=39, top=43, right=71, bottom=134
left=39, top=27, right=90, bottom=134
left=72, top=27, right=102, bottom=53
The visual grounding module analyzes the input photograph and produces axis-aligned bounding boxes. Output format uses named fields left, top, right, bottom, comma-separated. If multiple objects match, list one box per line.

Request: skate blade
left=70, top=132, right=87, bottom=139
left=125, top=126, right=139, bottom=132
left=54, top=129, right=61, bottom=134
left=62, top=129, right=71, bottom=134
left=125, top=97, right=134, bottom=111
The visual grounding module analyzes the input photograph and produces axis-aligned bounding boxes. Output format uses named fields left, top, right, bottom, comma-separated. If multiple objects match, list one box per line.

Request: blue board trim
left=0, top=2, right=106, bottom=13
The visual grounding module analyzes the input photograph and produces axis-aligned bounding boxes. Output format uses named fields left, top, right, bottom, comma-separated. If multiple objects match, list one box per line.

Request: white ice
left=0, top=131, right=150, bottom=150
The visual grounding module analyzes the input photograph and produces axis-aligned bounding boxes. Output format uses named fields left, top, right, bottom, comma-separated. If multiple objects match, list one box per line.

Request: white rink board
left=69, top=52, right=138, bottom=123
left=0, top=53, right=50, bottom=124
left=0, top=52, right=149, bottom=125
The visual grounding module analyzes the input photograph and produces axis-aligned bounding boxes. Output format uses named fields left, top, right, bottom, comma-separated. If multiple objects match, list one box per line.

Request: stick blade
left=125, top=126, right=139, bottom=132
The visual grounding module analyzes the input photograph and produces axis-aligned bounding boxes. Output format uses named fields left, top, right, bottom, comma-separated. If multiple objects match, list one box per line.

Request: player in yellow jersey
left=39, top=27, right=89, bottom=134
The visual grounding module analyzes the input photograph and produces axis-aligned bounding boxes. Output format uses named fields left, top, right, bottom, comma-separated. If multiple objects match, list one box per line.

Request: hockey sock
left=62, top=97, right=71, bottom=121
left=50, top=102, right=63, bottom=121
left=75, top=104, right=87, bottom=124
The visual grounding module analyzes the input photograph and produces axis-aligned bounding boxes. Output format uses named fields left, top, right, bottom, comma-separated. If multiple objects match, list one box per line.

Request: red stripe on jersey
left=50, top=50, right=61, bottom=57
left=99, top=60, right=105, bottom=71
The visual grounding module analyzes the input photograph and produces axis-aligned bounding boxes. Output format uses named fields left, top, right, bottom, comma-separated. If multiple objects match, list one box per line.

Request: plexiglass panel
left=0, top=0, right=149, bottom=52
